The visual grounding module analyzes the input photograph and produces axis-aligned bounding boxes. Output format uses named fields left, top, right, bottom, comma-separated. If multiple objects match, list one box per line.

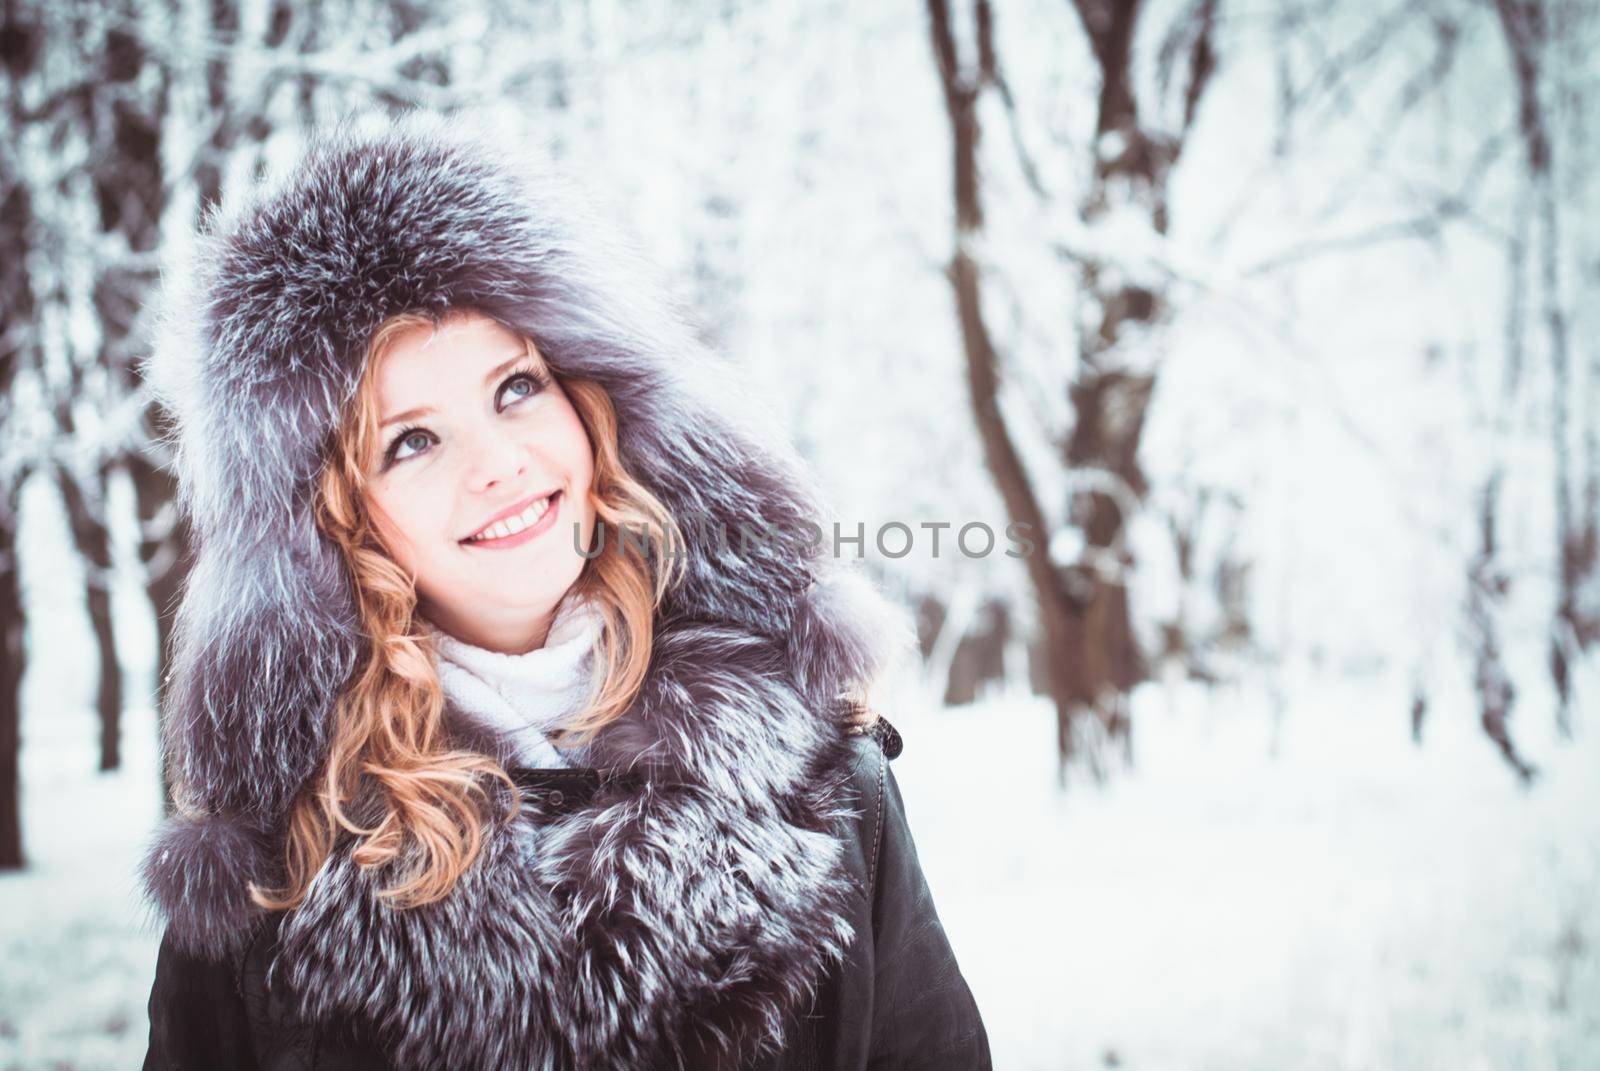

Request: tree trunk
left=926, top=0, right=1219, bottom=776
left=1059, top=0, right=1216, bottom=759
left=1491, top=0, right=1595, bottom=746
left=59, top=467, right=123, bottom=771
left=0, top=512, right=23, bottom=870
left=944, top=599, right=1011, bottom=705
left=1468, top=473, right=1536, bottom=783
left=1063, top=368, right=1153, bottom=757
left=0, top=4, right=39, bottom=869
left=950, top=249, right=1089, bottom=769
left=926, top=0, right=1092, bottom=778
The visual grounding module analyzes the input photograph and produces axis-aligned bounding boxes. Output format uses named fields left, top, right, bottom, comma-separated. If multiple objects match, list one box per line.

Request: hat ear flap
left=165, top=507, right=360, bottom=818
left=139, top=810, right=276, bottom=959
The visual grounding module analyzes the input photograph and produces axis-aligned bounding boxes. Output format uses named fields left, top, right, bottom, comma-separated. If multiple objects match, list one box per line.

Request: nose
left=461, top=427, right=529, bottom=495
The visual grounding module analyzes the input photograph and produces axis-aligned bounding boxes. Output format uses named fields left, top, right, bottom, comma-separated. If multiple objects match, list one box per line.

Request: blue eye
left=498, top=370, right=546, bottom=407
left=385, top=425, right=435, bottom=466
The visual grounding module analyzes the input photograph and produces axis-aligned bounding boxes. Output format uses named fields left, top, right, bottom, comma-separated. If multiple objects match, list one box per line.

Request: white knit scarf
left=423, top=591, right=604, bottom=769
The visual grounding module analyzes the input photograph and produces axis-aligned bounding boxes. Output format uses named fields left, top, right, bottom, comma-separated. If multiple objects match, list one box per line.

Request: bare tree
left=1, top=0, right=50, bottom=869
left=926, top=0, right=1218, bottom=780
left=0, top=0, right=557, bottom=859
left=1491, top=0, right=1598, bottom=743
left=927, top=0, right=1599, bottom=782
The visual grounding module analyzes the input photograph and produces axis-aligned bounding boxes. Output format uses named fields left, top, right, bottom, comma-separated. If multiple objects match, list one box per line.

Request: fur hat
left=138, top=113, right=916, bottom=1068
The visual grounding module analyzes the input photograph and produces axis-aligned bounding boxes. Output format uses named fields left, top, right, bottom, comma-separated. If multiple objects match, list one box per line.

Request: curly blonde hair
left=250, top=310, right=684, bottom=912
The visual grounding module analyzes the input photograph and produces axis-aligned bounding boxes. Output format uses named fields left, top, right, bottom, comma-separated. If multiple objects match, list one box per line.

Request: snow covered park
left=4, top=1, right=1599, bottom=1068
left=2, top=475, right=1596, bottom=1070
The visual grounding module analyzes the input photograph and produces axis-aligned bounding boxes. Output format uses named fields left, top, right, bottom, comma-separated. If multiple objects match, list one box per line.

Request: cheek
left=555, top=407, right=596, bottom=487
left=574, top=437, right=596, bottom=489
left=366, top=484, right=437, bottom=569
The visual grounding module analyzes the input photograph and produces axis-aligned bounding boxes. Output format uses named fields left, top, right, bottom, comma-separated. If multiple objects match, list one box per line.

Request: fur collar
left=136, top=115, right=915, bottom=1069
left=274, top=610, right=868, bottom=1070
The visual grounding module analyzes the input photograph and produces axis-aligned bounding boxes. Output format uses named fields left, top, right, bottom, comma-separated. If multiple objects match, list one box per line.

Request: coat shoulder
left=832, top=717, right=900, bottom=891
left=146, top=911, right=341, bottom=1069
left=143, top=926, right=261, bottom=1070
left=852, top=716, right=993, bottom=1069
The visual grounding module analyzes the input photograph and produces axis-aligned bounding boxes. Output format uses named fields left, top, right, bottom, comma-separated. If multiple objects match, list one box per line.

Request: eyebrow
left=379, top=353, right=533, bottom=429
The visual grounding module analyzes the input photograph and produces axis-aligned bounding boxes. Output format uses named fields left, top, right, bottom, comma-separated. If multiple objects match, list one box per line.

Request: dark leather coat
left=143, top=720, right=991, bottom=1070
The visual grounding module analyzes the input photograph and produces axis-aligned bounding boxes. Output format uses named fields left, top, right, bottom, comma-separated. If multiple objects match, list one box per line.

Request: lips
left=460, top=490, right=560, bottom=542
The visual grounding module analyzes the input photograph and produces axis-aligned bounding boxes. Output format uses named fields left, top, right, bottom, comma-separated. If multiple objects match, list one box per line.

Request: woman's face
left=362, top=312, right=597, bottom=653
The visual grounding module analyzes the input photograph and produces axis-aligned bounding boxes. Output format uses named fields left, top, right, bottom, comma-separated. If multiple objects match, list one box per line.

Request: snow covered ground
left=0, top=707, right=163, bottom=1071
left=887, top=669, right=1600, bottom=1071
left=2, top=476, right=1598, bottom=1069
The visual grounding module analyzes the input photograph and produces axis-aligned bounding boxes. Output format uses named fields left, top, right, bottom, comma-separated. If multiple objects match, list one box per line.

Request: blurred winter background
left=2, top=0, right=1599, bottom=1067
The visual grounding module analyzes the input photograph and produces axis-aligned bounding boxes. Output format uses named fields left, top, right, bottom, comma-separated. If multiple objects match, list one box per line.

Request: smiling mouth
left=461, top=491, right=561, bottom=544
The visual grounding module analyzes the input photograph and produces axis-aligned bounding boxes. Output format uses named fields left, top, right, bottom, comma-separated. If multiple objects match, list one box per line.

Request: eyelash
left=382, top=362, right=552, bottom=468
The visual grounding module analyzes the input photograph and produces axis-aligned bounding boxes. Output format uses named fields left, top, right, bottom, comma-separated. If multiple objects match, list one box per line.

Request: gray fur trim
left=140, top=810, right=277, bottom=959
left=138, top=114, right=915, bottom=1068
left=275, top=624, right=862, bottom=1070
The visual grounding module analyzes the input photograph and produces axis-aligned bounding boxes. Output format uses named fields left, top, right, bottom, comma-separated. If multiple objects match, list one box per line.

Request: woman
left=139, top=115, right=989, bottom=1070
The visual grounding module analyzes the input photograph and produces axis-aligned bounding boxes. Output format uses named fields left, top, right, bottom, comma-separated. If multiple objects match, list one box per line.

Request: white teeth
left=467, top=494, right=554, bottom=542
